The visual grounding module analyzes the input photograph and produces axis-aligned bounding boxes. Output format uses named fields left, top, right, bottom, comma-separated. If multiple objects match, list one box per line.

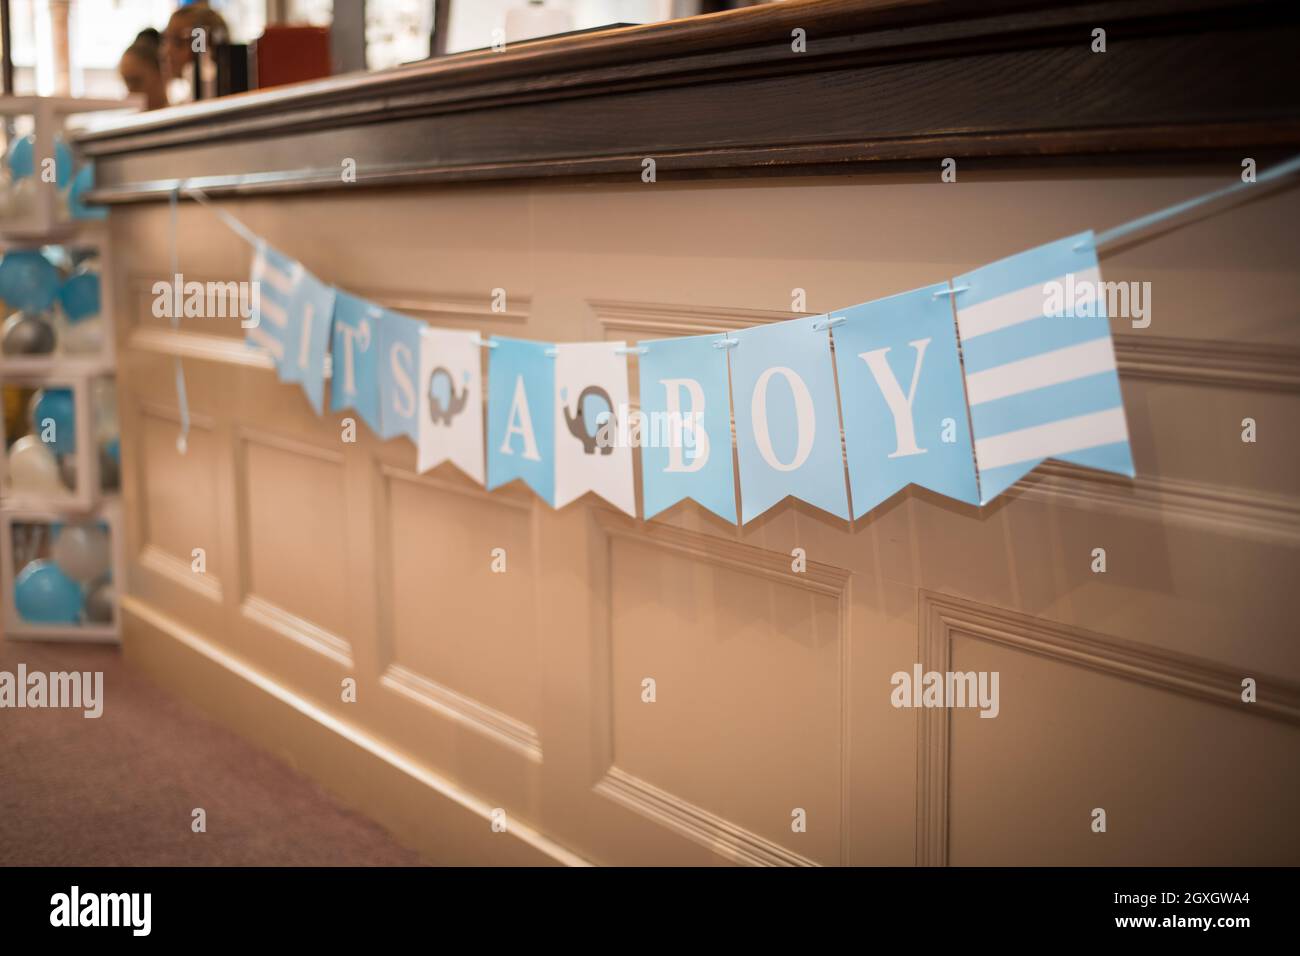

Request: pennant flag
left=832, top=284, right=979, bottom=515
left=552, top=342, right=636, bottom=516
left=954, top=230, right=1134, bottom=504
left=378, top=310, right=424, bottom=441
left=248, top=243, right=335, bottom=413
left=417, top=327, right=485, bottom=484
left=330, top=291, right=383, bottom=434
left=637, top=333, right=737, bottom=523
left=729, top=316, right=850, bottom=523
left=247, top=242, right=298, bottom=374
left=486, top=336, right=555, bottom=505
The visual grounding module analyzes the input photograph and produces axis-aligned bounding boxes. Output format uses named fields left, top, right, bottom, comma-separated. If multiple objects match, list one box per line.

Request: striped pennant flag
left=954, top=231, right=1134, bottom=504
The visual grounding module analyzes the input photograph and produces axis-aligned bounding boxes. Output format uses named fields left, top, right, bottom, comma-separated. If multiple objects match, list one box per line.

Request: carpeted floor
left=0, top=638, right=425, bottom=866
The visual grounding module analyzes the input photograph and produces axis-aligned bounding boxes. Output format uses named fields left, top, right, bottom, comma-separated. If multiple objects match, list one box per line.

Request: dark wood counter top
left=78, top=0, right=1300, bottom=202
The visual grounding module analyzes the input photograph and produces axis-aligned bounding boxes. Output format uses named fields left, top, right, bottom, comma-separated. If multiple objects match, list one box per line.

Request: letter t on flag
left=954, top=230, right=1134, bottom=504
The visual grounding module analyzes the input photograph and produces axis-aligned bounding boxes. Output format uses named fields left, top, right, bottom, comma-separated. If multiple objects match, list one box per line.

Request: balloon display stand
left=0, top=96, right=132, bottom=644
left=0, top=96, right=133, bottom=243
left=0, top=502, right=121, bottom=643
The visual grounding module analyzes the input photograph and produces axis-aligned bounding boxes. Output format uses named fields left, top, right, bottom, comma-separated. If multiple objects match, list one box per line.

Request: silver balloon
left=2, top=311, right=56, bottom=355
left=83, top=578, right=115, bottom=624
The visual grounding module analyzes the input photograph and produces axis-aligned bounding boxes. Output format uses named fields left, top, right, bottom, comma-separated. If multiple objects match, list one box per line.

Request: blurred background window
left=0, top=1, right=778, bottom=101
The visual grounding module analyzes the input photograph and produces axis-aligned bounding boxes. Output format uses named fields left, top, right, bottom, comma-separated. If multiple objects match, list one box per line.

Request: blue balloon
left=34, top=388, right=76, bottom=454
left=6, top=134, right=73, bottom=187
left=104, top=436, right=120, bottom=464
left=58, top=270, right=101, bottom=322
left=66, top=164, right=106, bottom=221
left=14, top=560, right=84, bottom=624
left=0, top=250, right=62, bottom=312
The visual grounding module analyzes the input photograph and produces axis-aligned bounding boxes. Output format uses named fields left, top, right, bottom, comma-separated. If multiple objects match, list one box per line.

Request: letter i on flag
left=249, top=243, right=335, bottom=413
left=378, top=310, right=423, bottom=441
left=247, top=242, right=298, bottom=374
left=729, top=317, right=850, bottom=523
left=637, top=333, right=737, bottom=523
left=954, top=230, right=1134, bottom=504
left=330, top=291, right=383, bottom=434
left=553, top=342, right=636, bottom=516
left=486, top=337, right=555, bottom=506
left=832, top=284, right=979, bottom=515
left=417, top=327, right=485, bottom=484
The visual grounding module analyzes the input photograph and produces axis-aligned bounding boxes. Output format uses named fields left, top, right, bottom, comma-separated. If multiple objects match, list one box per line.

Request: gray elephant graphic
left=564, top=385, right=615, bottom=455
left=427, top=367, right=469, bottom=426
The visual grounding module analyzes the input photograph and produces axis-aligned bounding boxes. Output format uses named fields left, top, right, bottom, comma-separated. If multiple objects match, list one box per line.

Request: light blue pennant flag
left=729, top=317, right=850, bottom=523
left=330, top=291, right=383, bottom=434
left=954, top=230, right=1134, bottom=504
left=832, top=284, right=979, bottom=516
left=378, top=309, right=424, bottom=441
left=637, top=333, right=737, bottom=523
left=248, top=243, right=335, bottom=413
left=486, top=336, right=555, bottom=506
left=246, top=242, right=297, bottom=375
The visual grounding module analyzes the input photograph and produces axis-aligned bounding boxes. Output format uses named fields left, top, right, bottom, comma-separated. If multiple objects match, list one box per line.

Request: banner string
left=167, top=154, right=1300, bottom=397
left=168, top=186, right=191, bottom=454
left=1086, top=153, right=1300, bottom=252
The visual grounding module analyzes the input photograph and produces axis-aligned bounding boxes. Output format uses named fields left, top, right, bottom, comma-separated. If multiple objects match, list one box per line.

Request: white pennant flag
left=417, top=327, right=485, bottom=484
left=553, top=342, right=636, bottom=516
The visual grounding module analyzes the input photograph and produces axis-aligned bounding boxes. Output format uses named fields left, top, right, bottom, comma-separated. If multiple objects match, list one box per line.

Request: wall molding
left=1010, top=461, right=1300, bottom=547
left=596, top=510, right=851, bottom=598
left=1113, top=332, right=1300, bottom=392
left=381, top=664, right=542, bottom=764
left=594, top=766, right=818, bottom=868
left=915, top=590, right=1300, bottom=866
left=139, top=544, right=223, bottom=603
left=241, top=594, right=353, bottom=668
left=595, top=512, right=851, bottom=865
left=120, top=594, right=588, bottom=866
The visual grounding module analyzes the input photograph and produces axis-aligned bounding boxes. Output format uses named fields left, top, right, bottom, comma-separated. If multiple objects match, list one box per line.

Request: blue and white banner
left=378, top=309, right=423, bottom=442
left=637, top=333, right=737, bottom=524
left=418, top=327, right=485, bottom=484
left=729, top=316, right=851, bottom=523
left=486, top=337, right=555, bottom=506
left=954, top=231, right=1134, bottom=504
left=233, top=218, right=1163, bottom=524
left=248, top=242, right=335, bottom=413
left=330, top=291, right=383, bottom=434
left=553, top=342, right=636, bottom=516
left=832, top=284, right=979, bottom=515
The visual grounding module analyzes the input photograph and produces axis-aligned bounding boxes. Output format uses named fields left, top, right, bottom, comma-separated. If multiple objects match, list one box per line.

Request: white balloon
left=7, top=435, right=66, bottom=494
left=52, top=523, right=111, bottom=583
left=62, top=315, right=105, bottom=354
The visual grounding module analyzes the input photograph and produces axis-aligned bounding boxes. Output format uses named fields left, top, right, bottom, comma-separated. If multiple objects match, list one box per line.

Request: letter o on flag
left=751, top=366, right=815, bottom=472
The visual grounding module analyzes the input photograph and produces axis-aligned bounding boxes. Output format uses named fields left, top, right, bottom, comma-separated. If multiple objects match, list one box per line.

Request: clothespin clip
left=614, top=345, right=648, bottom=355
left=472, top=335, right=497, bottom=349
left=811, top=315, right=845, bottom=332
left=713, top=335, right=739, bottom=350
left=932, top=284, right=970, bottom=299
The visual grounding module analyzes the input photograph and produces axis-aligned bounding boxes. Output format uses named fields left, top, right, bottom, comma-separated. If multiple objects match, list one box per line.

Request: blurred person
left=118, top=28, right=168, bottom=111
left=161, top=2, right=230, bottom=102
